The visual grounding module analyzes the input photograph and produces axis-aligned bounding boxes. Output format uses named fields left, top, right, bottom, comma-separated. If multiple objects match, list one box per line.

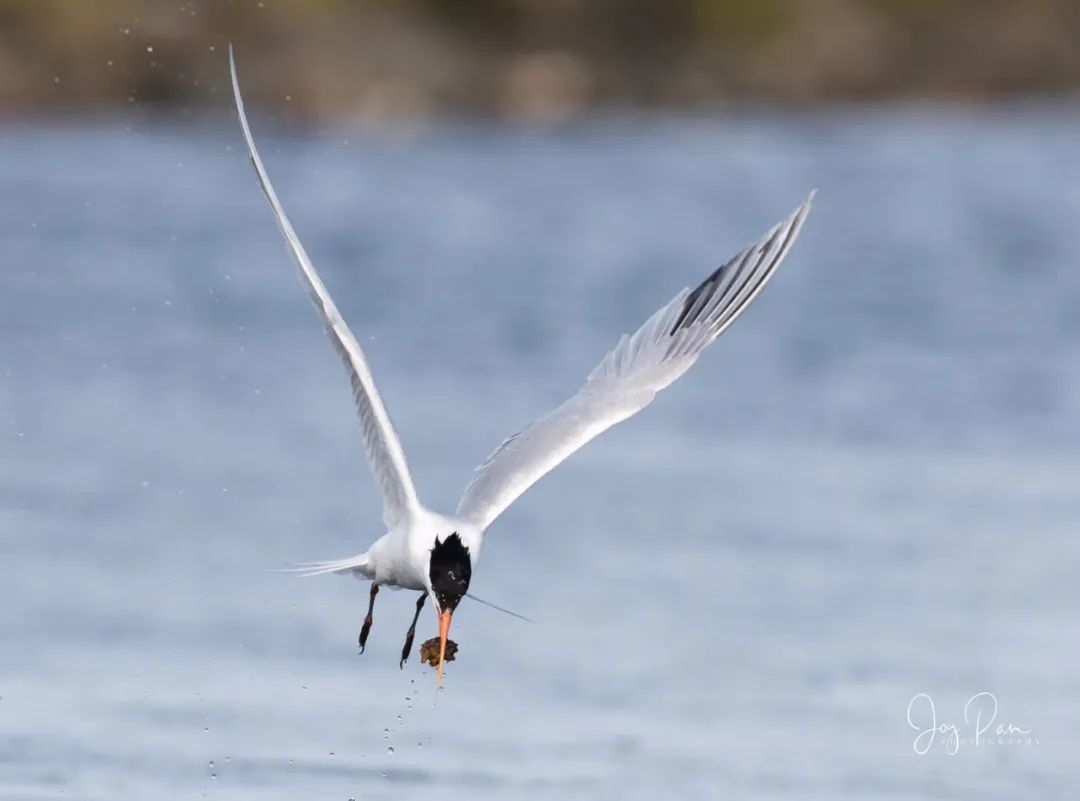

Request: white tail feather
left=273, top=554, right=371, bottom=578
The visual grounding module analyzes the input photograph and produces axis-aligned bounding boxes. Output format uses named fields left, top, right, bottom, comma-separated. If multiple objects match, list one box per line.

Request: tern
left=229, top=50, right=813, bottom=687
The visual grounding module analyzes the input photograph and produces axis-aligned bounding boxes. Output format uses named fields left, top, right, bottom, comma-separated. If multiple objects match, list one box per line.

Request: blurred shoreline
left=2, top=0, right=1080, bottom=124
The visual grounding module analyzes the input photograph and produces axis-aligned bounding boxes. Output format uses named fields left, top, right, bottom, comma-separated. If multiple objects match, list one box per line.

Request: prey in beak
left=418, top=603, right=460, bottom=685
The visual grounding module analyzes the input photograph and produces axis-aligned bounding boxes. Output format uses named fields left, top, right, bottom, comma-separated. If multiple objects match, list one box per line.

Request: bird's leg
left=399, top=592, right=427, bottom=668
left=359, top=583, right=379, bottom=653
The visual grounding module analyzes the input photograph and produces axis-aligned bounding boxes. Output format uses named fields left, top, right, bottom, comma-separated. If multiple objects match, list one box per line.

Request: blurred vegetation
left=2, top=0, right=1080, bottom=121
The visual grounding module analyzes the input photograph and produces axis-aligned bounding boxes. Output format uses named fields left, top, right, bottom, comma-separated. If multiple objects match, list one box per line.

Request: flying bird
left=229, top=49, right=814, bottom=688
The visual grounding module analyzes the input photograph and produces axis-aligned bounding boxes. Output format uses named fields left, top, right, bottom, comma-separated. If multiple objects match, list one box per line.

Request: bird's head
left=427, top=532, right=472, bottom=687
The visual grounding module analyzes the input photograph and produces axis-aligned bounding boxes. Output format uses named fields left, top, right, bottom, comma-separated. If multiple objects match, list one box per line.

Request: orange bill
left=437, top=610, right=452, bottom=688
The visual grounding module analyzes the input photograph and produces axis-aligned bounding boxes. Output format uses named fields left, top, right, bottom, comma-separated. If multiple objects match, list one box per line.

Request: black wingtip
left=668, top=193, right=814, bottom=338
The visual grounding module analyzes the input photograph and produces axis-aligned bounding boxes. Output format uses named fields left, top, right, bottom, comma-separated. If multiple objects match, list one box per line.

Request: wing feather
left=230, top=49, right=420, bottom=527
left=456, top=193, right=814, bottom=531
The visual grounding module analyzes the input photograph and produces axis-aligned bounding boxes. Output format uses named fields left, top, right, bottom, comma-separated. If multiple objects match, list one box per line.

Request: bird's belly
left=379, top=573, right=425, bottom=591
left=373, top=559, right=425, bottom=591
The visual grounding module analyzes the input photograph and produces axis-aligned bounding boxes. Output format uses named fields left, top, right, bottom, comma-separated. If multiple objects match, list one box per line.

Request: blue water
left=2, top=107, right=1079, bottom=799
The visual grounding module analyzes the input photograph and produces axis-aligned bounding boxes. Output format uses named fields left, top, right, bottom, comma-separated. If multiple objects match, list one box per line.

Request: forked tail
left=277, top=553, right=371, bottom=578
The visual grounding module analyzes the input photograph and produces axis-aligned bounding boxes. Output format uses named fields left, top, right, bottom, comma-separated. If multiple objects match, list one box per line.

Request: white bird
left=229, top=49, right=814, bottom=687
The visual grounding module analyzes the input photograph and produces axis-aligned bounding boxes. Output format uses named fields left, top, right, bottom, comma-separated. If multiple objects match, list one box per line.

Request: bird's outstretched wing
left=456, top=194, right=814, bottom=532
left=230, top=49, right=420, bottom=528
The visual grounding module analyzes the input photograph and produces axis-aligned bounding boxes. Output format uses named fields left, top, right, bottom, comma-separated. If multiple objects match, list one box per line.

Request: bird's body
left=229, top=48, right=814, bottom=686
left=311, top=511, right=483, bottom=592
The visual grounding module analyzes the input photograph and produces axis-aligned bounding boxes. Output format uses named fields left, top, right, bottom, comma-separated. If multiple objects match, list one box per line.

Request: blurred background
left=3, top=0, right=1080, bottom=121
left=3, top=2, right=1079, bottom=800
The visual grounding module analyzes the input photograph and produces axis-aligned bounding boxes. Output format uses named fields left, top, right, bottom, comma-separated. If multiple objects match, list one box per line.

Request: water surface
left=2, top=107, right=1078, bottom=799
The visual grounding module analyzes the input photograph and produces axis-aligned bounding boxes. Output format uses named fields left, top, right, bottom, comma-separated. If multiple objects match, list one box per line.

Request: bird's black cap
left=429, top=532, right=471, bottom=612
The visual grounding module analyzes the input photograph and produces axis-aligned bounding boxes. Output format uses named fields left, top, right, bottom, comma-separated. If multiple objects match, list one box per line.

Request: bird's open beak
left=437, top=609, right=452, bottom=688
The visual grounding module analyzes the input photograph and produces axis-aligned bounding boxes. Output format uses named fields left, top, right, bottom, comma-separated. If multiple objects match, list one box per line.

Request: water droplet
left=146, top=45, right=154, bottom=53
left=387, top=746, right=395, bottom=755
